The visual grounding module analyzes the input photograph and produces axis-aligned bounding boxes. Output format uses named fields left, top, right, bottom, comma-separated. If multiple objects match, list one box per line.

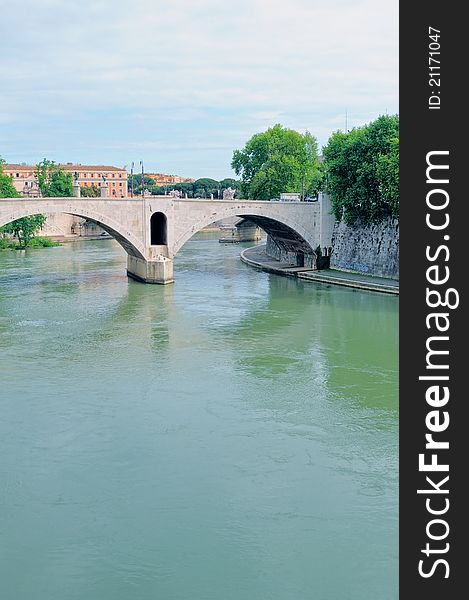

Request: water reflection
left=0, top=235, right=398, bottom=600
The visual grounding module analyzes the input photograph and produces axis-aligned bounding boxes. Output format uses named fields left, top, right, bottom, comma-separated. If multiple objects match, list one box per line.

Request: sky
left=0, top=0, right=398, bottom=180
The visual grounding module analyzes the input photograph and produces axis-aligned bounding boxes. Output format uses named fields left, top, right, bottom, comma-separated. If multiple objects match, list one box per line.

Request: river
left=0, top=235, right=398, bottom=599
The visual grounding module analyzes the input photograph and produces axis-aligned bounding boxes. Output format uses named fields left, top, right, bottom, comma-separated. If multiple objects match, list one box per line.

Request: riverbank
left=45, top=233, right=113, bottom=243
left=240, top=245, right=399, bottom=295
left=0, top=236, right=61, bottom=250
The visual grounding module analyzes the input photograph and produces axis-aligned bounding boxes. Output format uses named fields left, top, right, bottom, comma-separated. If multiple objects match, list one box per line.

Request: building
left=63, top=164, right=128, bottom=197
left=145, top=173, right=195, bottom=186
left=2, top=165, right=40, bottom=197
left=2, top=163, right=127, bottom=238
left=2, top=163, right=128, bottom=198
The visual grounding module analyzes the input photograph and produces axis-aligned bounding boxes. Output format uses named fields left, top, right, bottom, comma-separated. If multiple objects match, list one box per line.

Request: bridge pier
left=127, top=255, right=174, bottom=285
left=236, top=221, right=263, bottom=242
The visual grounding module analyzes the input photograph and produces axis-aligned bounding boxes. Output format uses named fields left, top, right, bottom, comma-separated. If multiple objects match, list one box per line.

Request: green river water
left=0, top=235, right=398, bottom=600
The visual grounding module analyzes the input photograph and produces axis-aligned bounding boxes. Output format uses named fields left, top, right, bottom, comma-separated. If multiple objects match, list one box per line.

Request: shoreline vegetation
left=0, top=236, right=61, bottom=250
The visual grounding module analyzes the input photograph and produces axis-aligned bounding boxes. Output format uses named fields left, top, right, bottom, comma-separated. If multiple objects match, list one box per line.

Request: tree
left=128, top=174, right=159, bottom=196
left=219, top=178, right=241, bottom=194
left=36, top=159, right=73, bottom=197
left=177, top=182, right=195, bottom=197
left=1, top=215, right=46, bottom=247
left=193, top=178, right=219, bottom=198
left=376, top=136, right=399, bottom=219
left=322, top=115, right=399, bottom=224
left=80, top=185, right=100, bottom=197
left=231, top=124, right=323, bottom=200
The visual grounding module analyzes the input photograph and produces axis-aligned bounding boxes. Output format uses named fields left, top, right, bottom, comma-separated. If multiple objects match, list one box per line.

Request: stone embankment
left=330, top=217, right=399, bottom=279
left=241, top=245, right=399, bottom=295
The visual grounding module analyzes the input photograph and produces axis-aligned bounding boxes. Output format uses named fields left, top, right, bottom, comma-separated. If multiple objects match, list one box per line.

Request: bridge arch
left=173, top=204, right=318, bottom=259
left=0, top=203, right=146, bottom=259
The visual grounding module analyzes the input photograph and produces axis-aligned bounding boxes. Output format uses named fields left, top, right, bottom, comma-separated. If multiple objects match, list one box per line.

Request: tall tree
left=219, top=178, right=240, bottom=193
left=322, top=115, right=399, bottom=223
left=231, top=124, right=323, bottom=200
left=36, top=159, right=73, bottom=197
left=193, top=178, right=219, bottom=198
left=1, top=215, right=46, bottom=247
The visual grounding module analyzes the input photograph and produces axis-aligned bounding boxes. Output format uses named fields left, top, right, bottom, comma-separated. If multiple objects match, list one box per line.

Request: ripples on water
left=0, top=236, right=398, bottom=600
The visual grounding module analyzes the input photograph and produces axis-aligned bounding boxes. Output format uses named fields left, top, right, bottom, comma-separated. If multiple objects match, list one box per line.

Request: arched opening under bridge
left=0, top=208, right=146, bottom=259
left=150, top=212, right=168, bottom=246
left=174, top=213, right=318, bottom=270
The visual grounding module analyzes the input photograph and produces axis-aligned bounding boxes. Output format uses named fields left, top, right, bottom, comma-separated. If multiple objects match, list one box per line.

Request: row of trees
left=232, top=115, right=399, bottom=223
left=128, top=175, right=241, bottom=198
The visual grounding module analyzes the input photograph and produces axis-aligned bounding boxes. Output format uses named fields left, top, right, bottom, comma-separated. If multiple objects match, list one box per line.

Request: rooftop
left=2, top=163, right=126, bottom=172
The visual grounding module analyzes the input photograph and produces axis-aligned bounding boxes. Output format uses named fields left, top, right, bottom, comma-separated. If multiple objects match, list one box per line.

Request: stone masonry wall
left=330, top=217, right=399, bottom=279
left=266, top=236, right=317, bottom=269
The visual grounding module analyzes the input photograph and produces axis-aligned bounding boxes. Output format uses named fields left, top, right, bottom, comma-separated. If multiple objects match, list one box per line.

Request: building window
left=16, top=173, right=20, bottom=177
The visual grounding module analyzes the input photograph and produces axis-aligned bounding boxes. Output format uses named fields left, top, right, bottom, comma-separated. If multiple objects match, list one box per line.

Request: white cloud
left=0, top=0, right=398, bottom=178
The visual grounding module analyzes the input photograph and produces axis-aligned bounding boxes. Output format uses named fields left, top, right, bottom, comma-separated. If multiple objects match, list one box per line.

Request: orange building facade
left=3, top=163, right=128, bottom=198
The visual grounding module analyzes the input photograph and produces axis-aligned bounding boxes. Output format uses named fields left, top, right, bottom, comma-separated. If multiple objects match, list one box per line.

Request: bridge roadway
left=0, top=195, right=334, bottom=284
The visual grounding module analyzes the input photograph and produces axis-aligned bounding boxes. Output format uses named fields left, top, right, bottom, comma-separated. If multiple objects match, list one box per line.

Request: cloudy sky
left=1, top=0, right=398, bottom=179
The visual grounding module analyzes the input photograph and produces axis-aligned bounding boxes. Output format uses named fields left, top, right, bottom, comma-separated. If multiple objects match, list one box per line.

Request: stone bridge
left=0, top=195, right=334, bottom=283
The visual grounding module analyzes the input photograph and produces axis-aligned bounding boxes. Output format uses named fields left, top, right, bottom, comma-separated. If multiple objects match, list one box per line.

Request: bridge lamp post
left=140, top=161, right=144, bottom=197
left=130, top=162, right=134, bottom=198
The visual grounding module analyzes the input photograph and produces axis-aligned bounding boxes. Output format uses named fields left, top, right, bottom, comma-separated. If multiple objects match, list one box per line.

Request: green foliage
left=1, top=215, right=46, bottom=247
left=376, top=137, right=399, bottom=218
left=322, top=115, right=399, bottom=224
left=193, top=178, right=219, bottom=198
left=0, top=236, right=16, bottom=250
left=36, top=159, right=73, bottom=197
left=128, top=175, right=241, bottom=198
left=128, top=175, right=160, bottom=196
left=0, top=159, right=20, bottom=198
left=231, top=124, right=323, bottom=200
left=219, top=178, right=239, bottom=191
left=177, top=182, right=196, bottom=197
left=27, top=236, right=60, bottom=248
left=80, top=185, right=100, bottom=197
left=0, top=235, right=59, bottom=250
